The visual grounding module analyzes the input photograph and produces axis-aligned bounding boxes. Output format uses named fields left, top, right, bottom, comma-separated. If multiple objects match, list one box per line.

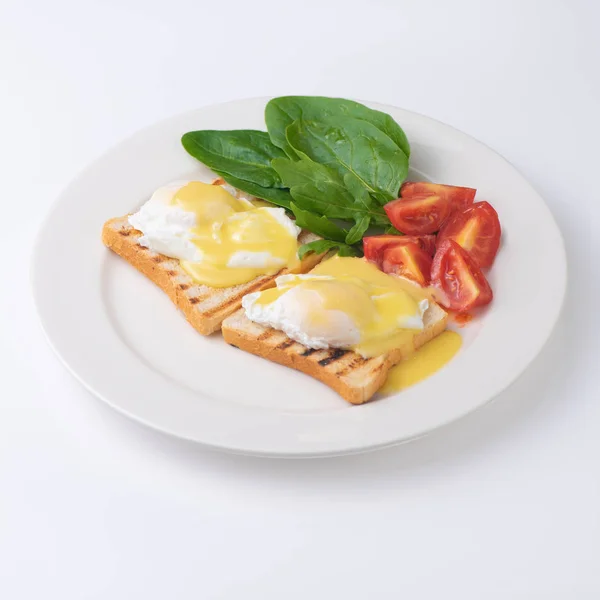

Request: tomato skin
left=363, top=235, right=405, bottom=264
left=431, top=239, right=493, bottom=312
left=401, top=182, right=476, bottom=210
left=384, top=194, right=451, bottom=235
left=452, top=312, right=473, bottom=327
left=381, top=242, right=433, bottom=286
left=437, top=201, right=501, bottom=268
left=363, top=234, right=436, bottom=266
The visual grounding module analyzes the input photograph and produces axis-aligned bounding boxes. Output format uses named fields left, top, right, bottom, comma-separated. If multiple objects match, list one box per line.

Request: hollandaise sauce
left=380, top=330, right=462, bottom=395
left=252, top=257, right=435, bottom=358
left=174, top=182, right=300, bottom=287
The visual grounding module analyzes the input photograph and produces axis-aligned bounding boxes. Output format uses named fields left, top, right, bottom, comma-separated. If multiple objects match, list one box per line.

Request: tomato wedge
left=381, top=242, right=433, bottom=286
left=363, top=235, right=402, bottom=264
left=437, top=201, right=501, bottom=268
left=403, top=234, right=437, bottom=257
left=431, top=240, right=493, bottom=312
left=384, top=194, right=450, bottom=235
left=363, top=234, right=436, bottom=266
left=401, top=182, right=476, bottom=210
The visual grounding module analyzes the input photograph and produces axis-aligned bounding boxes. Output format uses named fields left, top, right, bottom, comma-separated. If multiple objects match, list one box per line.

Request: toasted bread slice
left=222, top=303, right=448, bottom=404
left=102, top=216, right=323, bottom=335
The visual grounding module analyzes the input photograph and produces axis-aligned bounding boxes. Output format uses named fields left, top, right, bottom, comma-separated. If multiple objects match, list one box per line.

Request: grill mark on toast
left=178, top=283, right=190, bottom=290
left=276, top=339, right=294, bottom=351
left=257, top=330, right=273, bottom=341
left=167, top=270, right=177, bottom=276
left=337, top=356, right=369, bottom=377
left=151, top=255, right=165, bottom=263
left=202, top=278, right=269, bottom=317
left=318, top=349, right=349, bottom=367
left=189, top=297, right=201, bottom=304
left=301, top=348, right=318, bottom=357
left=118, top=229, right=131, bottom=236
left=186, top=290, right=211, bottom=304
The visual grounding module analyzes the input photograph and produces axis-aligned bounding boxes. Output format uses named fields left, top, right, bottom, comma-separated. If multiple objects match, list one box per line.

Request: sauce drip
left=380, top=330, right=462, bottom=394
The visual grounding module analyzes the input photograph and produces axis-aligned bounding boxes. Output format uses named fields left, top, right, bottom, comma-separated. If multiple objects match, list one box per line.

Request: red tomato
left=452, top=312, right=473, bottom=327
left=363, top=235, right=404, bottom=264
left=381, top=242, right=433, bottom=286
left=431, top=240, right=493, bottom=312
left=363, top=234, right=436, bottom=265
left=411, top=234, right=437, bottom=257
left=437, top=201, right=501, bottom=268
left=401, top=182, right=476, bottom=210
left=384, top=194, right=451, bottom=235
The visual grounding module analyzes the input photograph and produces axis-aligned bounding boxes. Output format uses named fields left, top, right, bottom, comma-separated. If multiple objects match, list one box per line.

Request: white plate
left=32, top=97, right=566, bottom=457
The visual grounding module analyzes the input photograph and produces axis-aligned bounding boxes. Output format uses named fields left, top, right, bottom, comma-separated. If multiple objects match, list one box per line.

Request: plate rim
left=31, top=96, right=568, bottom=458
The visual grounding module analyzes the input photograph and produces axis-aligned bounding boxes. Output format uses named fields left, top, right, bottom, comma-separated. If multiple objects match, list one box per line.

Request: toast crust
left=102, top=216, right=323, bottom=335
left=221, top=304, right=448, bottom=404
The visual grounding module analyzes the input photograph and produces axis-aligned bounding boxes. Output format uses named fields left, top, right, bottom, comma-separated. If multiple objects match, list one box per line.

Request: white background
left=1, top=0, right=599, bottom=598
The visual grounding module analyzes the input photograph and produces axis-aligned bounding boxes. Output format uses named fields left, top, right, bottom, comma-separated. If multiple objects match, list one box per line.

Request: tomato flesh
left=384, top=194, right=451, bottom=235
left=363, top=234, right=436, bottom=266
left=401, top=182, right=476, bottom=210
left=381, top=242, right=433, bottom=286
left=437, top=201, right=501, bottom=268
left=431, top=239, right=493, bottom=312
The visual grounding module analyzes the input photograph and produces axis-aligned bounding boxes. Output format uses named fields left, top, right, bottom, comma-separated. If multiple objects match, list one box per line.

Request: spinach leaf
left=182, top=130, right=287, bottom=188
left=265, top=96, right=410, bottom=159
left=285, top=117, right=408, bottom=204
left=385, top=224, right=403, bottom=235
left=213, top=171, right=293, bottom=209
left=298, top=239, right=361, bottom=260
left=345, top=215, right=371, bottom=245
left=290, top=203, right=348, bottom=242
left=271, top=158, right=388, bottom=223
left=343, top=172, right=378, bottom=213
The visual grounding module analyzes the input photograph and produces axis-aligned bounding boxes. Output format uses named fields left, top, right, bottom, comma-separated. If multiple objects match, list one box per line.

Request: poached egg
left=128, top=181, right=301, bottom=287
left=243, top=256, right=431, bottom=358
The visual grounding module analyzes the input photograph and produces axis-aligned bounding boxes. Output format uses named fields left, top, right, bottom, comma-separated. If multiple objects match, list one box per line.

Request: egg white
left=128, top=182, right=299, bottom=266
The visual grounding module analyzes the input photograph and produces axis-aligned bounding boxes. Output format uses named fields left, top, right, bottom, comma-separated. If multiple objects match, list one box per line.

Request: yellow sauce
left=173, top=182, right=299, bottom=287
left=380, top=330, right=462, bottom=394
left=254, top=256, right=436, bottom=358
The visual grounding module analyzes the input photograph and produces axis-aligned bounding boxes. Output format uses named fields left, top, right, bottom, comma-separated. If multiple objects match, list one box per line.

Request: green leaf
left=290, top=203, right=348, bottom=242
left=213, top=171, right=293, bottom=209
left=182, top=130, right=287, bottom=188
left=298, top=239, right=361, bottom=260
left=272, top=158, right=388, bottom=222
left=385, top=224, right=404, bottom=235
left=285, top=117, right=408, bottom=204
left=345, top=215, right=371, bottom=245
left=343, top=172, right=378, bottom=213
left=265, top=96, right=410, bottom=159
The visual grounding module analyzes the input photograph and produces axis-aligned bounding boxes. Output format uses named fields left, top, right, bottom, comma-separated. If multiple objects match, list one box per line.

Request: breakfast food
left=103, top=96, right=503, bottom=403
left=222, top=257, right=448, bottom=403
left=102, top=180, right=324, bottom=335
